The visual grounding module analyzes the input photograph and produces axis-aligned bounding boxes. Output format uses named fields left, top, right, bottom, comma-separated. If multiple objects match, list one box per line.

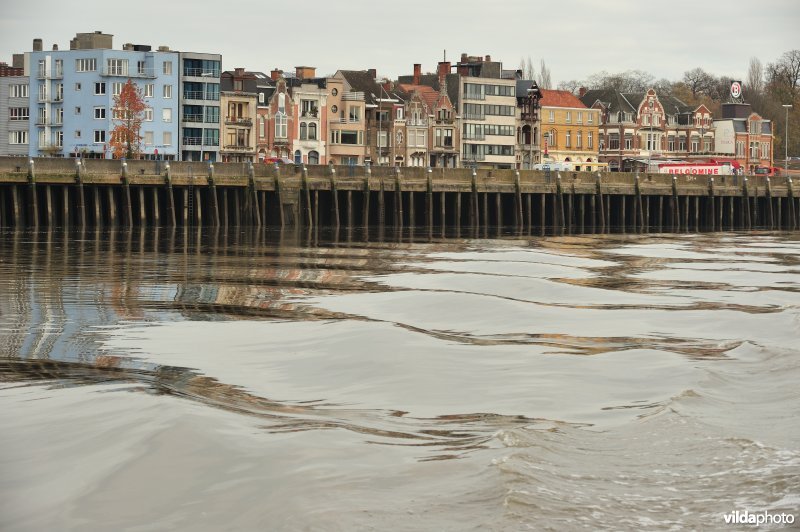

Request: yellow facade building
left=540, top=89, right=601, bottom=171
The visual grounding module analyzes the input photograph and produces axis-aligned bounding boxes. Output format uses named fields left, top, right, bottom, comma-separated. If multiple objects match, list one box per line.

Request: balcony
left=342, top=91, right=364, bottom=101
left=462, top=153, right=486, bottom=161
left=301, top=109, right=319, bottom=118
left=222, top=144, right=253, bottom=152
left=101, top=67, right=156, bottom=78
left=335, top=118, right=361, bottom=124
left=182, top=137, right=203, bottom=145
left=183, top=68, right=219, bottom=78
left=407, top=119, right=428, bottom=127
left=36, top=70, right=63, bottom=80
left=225, top=116, right=253, bottom=126
left=182, top=114, right=205, bottom=123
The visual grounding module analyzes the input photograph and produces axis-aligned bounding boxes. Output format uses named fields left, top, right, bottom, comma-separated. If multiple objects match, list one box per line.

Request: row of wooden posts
left=0, top=160, right=798, bottom=233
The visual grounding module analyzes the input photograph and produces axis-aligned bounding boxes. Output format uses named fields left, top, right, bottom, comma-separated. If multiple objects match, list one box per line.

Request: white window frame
left=95, top=82, right=106, bottom=95
left=144, top=108, right=153, bottom=121
left=94, top=106, right=106, bottom=119
left=9, top=131, right=28, bottom=144
left=163, top=85, right=172, bottom=99
left=163, top=131, right=172, bottom=145
left=163, top=61, right=172, bottom=75
left=144, top=84, right=154, bottom=98
left=162, top=108, right=172, bottom=122
left=93, top=130, right=106, bottom=143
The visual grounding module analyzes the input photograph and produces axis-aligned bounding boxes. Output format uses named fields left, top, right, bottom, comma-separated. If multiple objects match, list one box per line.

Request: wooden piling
left=329, top=169, right=339, bottom=229
left=379, top=177, right=386, bottom=227
left=62, top=186, right=70, bottom=226
left=765, top=178, right=774, bottom=230
left=362, top=170, right=371, bottom=229
left=152, top=187, right=160, bottom=226
left=395, top=169, right=404, bottom=228
left=94, top=186, right=102, bottom=226
left=347, top=190, right=353, bottom=228
left=45, top=186, right=53, bottom=226
left=743, top=178, right=752, bottom=230
left=138, top=186, right=146, bottom=225
left=210, top=185, right=220, bottom=227
left=596, top=174, right=605, bottom=233
left=124, top=184, right=133, bottom=226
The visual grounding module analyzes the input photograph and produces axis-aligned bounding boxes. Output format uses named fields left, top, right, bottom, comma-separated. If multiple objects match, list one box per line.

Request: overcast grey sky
left=2, top=0, right=798, bottom=85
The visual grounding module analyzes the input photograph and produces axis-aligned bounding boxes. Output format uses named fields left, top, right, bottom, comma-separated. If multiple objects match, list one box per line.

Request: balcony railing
left=223, top=144, right=253, bottom=151
left=182, top=114, right=204, bottom=123
left=37, top=70, right=63, bottom=79
left=183, top=91, right=205, bottom=100
left=462, top=153, right=486, bottom=161
left=101, top=67, right=156, bottom=78
left=407, top=119, right=428, bottom=126
left=301, top=109, right=319, bottom=118
left=225, top=117, right=253, bottom=126
left=182, top=137, right=203, bottom=145
left=183, top=68, right=219, bottom=78
left=342, top=91, right=364, bottom=101
left=463, top=113, right=485, bottom=120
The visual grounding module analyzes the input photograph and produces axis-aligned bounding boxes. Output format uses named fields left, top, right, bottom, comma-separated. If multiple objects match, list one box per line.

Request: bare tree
left=766, top=50, right=800, bottom=99
left=683, top=67, right=715, bottom=98
left=539, top=59, right=552, bottom=89
left=746, top=57, right=764, bottom=99
left=557, top=80, right=582, bottom=94
left=517, top=56, right=536, bottom=79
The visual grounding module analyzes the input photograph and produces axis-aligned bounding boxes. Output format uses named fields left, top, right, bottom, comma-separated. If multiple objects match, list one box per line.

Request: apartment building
left=515, top=78, right=542, bottom=169
left=27, top=33, right=180, bottom=159
left=456, top=54, right=516, bottom=169
left=178, top=52, right=222, bottom=162
left=539, top=89, right=600, bottom=171
left=220, top=68, right=260, bottom=162
left=581, top=88, right=716, bottom=171
left=0, top=75, right=29, bottom=156
left=290, top=66, right=328, bottom=165
left=330, top=71, right=369, bottom=166
left=714, top=103, right=773, bottom=172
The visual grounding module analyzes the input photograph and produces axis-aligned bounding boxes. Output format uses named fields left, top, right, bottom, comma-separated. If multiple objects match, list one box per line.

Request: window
left=341, top=130, right=358, bottom=145
left=577, top=112, right=583, bottom=124
left=308, top=150, right=319, bottom=165
left=396, top=107, right=404, bottom=120
left=308, top=122, right=317, bottom=140
left=668, top=136, right=675, bottom=151
left=9, top=84, right=28, bottom=98
left=587, top=131, right=593, bottom=149
left=204, top=129, right=219, bottom=146
left=106, top=59, right=128, bottom=76
left=377, top=130, right=388, bottom=147
left=588, top=112, right=593, bottom=124
left=163, top=61, right=172, bottom=75
left=95, top=82, right=106, bottom=95
left=258, top=92, right=265, bottom=104
left=643, top=114, right=650, bottom=126
left=54, top=131, right=63, bottom=147
left=94, top=107, right=106, bottom=119
left=301, top=99, right=317, bottom=116
left=75, top=130, right=81, bottom=138
left=679, top=137, right=686, bottom=151
left=9, top=108, right=29, bottom=121
left=9, top=131, right=28, bottom=144
left=259, top=116, right=265, bottom=138
left=576, top=131, right=582, bottom=149
left=75, top=82, right=82, bottom=91
left=163, top=131, right=172, bottom=145
left=691, top=137, right=699, bottom=152
left=163, top=85, right=172, bottom=98
left=162, top=108, right=172, bottom=122
left=54, top=107, right=63, bottom=125
left=144, top=84, right=154, bottom=98
left=609, top=134, right=620, bottom=150
left=275, top=112, right=287, bottom=138
left=549, top=110, right=554, bottom=123
left=144, top=108, right=153, bottom=121
left=566, top=130, right=571, bottom=148
left=75, top=106, right=81, bottom=115
left=137, top=61, right=146, bottom=75
left=566, top=111, right=571, bottom=123
left=76, top=58, right=97, bottom=72
left=348, top=106, right=361, bottom=122
left=300, top=122, right=307, bottom=140
left=94, top=130, right=106, bottom=143
left=625, top=136, right=633, bottom=150
left=112, top=82, right=123, bottom=96
left=144, top=131, right=154, bottom=145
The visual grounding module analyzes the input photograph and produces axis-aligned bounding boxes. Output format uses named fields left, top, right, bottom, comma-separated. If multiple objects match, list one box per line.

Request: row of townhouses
left=0, top=32, right=774, bottom=172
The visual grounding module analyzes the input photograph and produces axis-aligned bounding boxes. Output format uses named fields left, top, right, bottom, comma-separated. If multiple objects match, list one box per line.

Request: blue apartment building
left=27, top=34, right=181, bottom=160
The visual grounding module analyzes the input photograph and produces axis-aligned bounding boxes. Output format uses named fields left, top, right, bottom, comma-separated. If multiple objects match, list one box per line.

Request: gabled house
left=581, top=87, right=715, bottom=171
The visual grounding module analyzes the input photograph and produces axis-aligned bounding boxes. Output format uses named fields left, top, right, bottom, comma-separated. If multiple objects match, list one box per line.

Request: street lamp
left=783, top=104, right=792, bottom=174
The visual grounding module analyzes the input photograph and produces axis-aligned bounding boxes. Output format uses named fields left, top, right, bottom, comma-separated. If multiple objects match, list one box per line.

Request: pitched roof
left=540, top=89, right=587, bottom=109
left=396, top=83, right=439, bottom=109
left=338, top=70, right=386, bottom=104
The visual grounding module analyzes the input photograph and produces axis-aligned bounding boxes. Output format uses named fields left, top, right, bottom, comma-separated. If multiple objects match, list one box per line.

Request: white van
left=533, top=162, right=573, bottom=171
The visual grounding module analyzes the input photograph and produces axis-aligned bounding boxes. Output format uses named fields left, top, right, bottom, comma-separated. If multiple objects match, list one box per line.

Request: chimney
left=270, top=68, right=282, bottom=81
left=413, top=63, right=421, bottom=85
left=437, top=61, right=450, bottom=85
left=515, top=69, right=523, bottom=80
left=123, top=43, right=134, bottom=51
left=295, top=66, right=316, bottom=80
left=368, top=68, right=376, bottom=79
left=157, top=45, right=170, bottom=52
left=52, top=44, right=58, bottom=51
left=33, top=38, right=42, bottom=51
left=235, top=67, right=244, bottom=76
left=485, top=55, right=491, bottom=62
left=460, top=53, right=468, bottom=62
left=579, top=87, right=587, bottom=97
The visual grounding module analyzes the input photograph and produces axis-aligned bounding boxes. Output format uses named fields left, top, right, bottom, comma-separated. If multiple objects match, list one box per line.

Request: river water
left=1, top=227, right=799, bottom=531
